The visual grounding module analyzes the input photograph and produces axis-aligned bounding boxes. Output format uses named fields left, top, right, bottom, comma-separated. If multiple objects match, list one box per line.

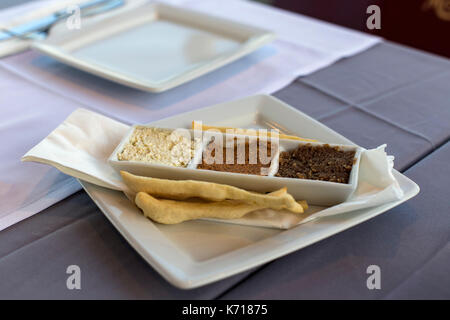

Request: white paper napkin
left=22, top=108, right=128, bottom=190
left=22, top=108, right=404, bottom=229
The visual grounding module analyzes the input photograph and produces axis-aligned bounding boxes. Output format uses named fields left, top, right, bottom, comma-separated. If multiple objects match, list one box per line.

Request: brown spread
left=197, top=138, right=274, bottom=176
left=275, top=144, right=355, bottom=183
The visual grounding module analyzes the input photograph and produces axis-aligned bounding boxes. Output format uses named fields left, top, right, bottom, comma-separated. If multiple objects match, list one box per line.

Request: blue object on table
left=0, top=0, right=124, bottom=41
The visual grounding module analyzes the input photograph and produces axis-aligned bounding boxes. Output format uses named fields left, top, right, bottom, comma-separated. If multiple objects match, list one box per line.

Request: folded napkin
left=22, top=108, right=404, bottom=229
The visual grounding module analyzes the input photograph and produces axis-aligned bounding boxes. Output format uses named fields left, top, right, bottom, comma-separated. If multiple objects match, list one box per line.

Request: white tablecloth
left=0, top=0, right=381, bottom=230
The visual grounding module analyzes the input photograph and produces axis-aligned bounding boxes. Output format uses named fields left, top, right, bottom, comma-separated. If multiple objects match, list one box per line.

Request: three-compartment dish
left=108, top=125, right=363, bottom=206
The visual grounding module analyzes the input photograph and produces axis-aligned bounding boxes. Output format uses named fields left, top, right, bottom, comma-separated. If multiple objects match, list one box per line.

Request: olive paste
left=276, top=144, right=355, bottom=183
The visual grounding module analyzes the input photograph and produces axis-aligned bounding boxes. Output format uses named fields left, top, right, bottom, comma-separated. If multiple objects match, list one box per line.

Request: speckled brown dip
left=197, top=138, right=274, bottom=176
left=275, top=144, right=356, bottom=183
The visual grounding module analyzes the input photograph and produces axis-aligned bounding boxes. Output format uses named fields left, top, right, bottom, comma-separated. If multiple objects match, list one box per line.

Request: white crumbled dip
left=117, top=127, right=199, bottom=167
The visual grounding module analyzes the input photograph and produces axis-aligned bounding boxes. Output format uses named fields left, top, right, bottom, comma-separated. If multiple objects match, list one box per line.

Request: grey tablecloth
left=0, top=41, right=449, bottom=299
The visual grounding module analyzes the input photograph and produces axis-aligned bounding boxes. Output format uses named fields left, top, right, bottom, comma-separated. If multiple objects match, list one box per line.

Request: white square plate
left=79, top=95, right=419, bottom=288
left=31, top=2, right=275, bottom=92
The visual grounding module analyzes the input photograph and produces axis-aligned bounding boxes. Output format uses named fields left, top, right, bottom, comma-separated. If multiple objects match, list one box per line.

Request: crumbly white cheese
left=117, top=127, right=199, bottom=167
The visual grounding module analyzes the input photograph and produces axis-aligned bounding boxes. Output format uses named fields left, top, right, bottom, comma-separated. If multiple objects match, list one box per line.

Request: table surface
left=0, top=3, right=449, bottom=300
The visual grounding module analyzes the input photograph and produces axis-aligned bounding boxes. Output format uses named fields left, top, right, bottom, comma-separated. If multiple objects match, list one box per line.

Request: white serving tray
left=31, top=2, right=275, bottom=92
left=79, top=95, right=419, bottom=288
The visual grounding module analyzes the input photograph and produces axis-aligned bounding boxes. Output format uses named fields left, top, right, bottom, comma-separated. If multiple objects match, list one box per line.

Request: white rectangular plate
left=31, top=2, right=274, bottom=92
left=79, top=95, right=419, bottom=288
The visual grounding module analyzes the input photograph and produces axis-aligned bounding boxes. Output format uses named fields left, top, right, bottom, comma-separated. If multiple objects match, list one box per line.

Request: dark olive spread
left=275, top=144, right=355, bottom=183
